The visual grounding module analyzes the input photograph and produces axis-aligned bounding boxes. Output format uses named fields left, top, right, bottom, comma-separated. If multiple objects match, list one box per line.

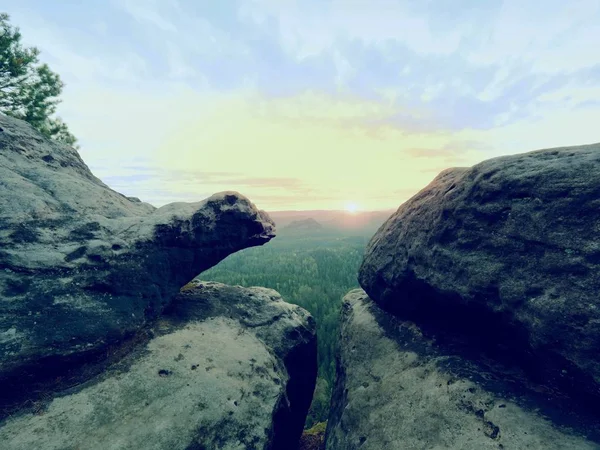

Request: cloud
left=575, top=100, right=600, bottom=110
left=165, top=41, right=198, bottom=80
left=230, top=0, right=600, bottom=133
left=7, top=7, right=150, bottom=86
left=49, top=0, right=600, bottom=136
left=407, top=140, right=492, bottom=159
left=113, top=0, right=179, bottom=32
left=464, top=0, right=600, bottom=72
left=101, top=165, right=321, bottom=209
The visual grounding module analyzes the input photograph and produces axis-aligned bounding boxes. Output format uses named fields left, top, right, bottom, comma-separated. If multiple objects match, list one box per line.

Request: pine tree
left=0, top=13, right=78, bottom=147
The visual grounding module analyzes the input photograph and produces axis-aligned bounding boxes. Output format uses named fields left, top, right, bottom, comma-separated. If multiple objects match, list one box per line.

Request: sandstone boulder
left=0, top=114, right=275, bottom=406
left=0, top=281, right=316, bottom=450
left=359, top=145, right=600, bottom=402
left=326, top=290, right=600, bottom=449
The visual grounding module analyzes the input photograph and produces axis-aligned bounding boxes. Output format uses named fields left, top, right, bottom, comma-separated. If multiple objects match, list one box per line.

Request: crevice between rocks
left=270, top=327, right=318, bottom=450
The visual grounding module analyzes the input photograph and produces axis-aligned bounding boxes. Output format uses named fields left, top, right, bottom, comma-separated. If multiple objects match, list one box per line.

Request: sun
left=344, top=202, right=359, bottom=214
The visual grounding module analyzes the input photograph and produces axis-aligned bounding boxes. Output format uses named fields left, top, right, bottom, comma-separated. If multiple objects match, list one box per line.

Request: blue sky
left=4, top=0, right=600, bottom=210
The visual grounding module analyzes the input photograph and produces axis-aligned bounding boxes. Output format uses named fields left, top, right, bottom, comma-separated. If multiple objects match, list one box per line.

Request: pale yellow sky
left=74, top=87, right=598, bottom=211
left=150, top=91, right=487, bottom=210
left=61, top=83, right=600, bottom=211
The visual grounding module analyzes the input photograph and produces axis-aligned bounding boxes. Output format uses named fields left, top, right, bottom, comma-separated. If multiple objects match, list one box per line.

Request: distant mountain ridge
left=282, top=218, right=323, bottom=232
left=270, top=210, right=394, bottom=235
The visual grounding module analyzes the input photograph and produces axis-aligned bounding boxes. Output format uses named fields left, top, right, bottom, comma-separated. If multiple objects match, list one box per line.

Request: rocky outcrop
left=326, top=290, right=599, bottom=449
left=0, top=281, right=317, bottom=449
left=326, top=145, right=600, bottom=449
left=359, top=145, right=600, bottom=401
left=0, top=114, right=275, bottom=408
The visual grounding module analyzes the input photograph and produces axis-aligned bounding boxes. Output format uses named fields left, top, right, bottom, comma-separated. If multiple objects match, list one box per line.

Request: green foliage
left=304, top=421, right=327, bottom=435
left=201, top=231, right=370, bottom=425
left=0, top=13, right=77, bottom=147
left=305, top=378, right=331, bottom=428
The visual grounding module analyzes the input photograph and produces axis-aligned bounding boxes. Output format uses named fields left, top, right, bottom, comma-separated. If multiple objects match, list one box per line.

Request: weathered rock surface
left=326, top=290, right=600, bottom=449
left=0, top=281, right=317, bottom=450
left=359, top=145, right=600, bottom=402
left=0, top=114, right=275, bottom=404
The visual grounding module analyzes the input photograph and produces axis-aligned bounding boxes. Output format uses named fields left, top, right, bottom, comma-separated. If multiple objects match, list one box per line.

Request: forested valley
left=200, top=223, right=377, bottom=426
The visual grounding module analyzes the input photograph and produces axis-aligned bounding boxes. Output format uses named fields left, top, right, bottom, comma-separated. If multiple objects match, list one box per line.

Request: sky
left=3, top=0, right=600, bottom=211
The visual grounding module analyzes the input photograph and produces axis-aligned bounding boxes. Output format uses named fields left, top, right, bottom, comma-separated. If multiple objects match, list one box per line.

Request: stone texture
left=359, top=145, right=600, bottom=401
left=0, top=281, right=317, bottom=450
left=0, top=114, right=275, bottom=402
left=326, top=290, right=600, bottom=450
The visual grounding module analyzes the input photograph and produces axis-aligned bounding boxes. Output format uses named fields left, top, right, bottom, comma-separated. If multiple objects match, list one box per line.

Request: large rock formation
left=0, top=114, right=274, bottom=407
left=0, top=114, right=317, bottom=448
left=327, top=145, right=600, bottom=449
left=360, top=145, right=600, bottom=400
left=0, top=281, right=317, bottom=449
left=326, top=290, right=598, bottom=449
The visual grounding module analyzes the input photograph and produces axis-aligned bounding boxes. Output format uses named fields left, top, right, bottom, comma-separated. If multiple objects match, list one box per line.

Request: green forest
left=200, top=227, right=372, bottom=426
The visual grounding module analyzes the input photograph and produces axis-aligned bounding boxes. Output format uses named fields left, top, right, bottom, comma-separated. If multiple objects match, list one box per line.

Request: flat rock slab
left=0, top=281, right=317, bottom=450
left=359, top=145, right=600, bottom=400
left=326, top=290, right=600, bottom=450
left=0, top=114, right=275, bottom=393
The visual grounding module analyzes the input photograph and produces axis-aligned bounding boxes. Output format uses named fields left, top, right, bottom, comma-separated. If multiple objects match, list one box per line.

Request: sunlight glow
left=345, top=202, right=359, bottom=214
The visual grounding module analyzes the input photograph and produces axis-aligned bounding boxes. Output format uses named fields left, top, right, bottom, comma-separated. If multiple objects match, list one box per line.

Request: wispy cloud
left=407, top=140, right=493, bottom=159
left=114, top=0, right=179, bottom=32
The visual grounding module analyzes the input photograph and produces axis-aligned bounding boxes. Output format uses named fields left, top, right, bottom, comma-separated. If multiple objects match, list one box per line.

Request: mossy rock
left=299, top=422, right=326, bottom=450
